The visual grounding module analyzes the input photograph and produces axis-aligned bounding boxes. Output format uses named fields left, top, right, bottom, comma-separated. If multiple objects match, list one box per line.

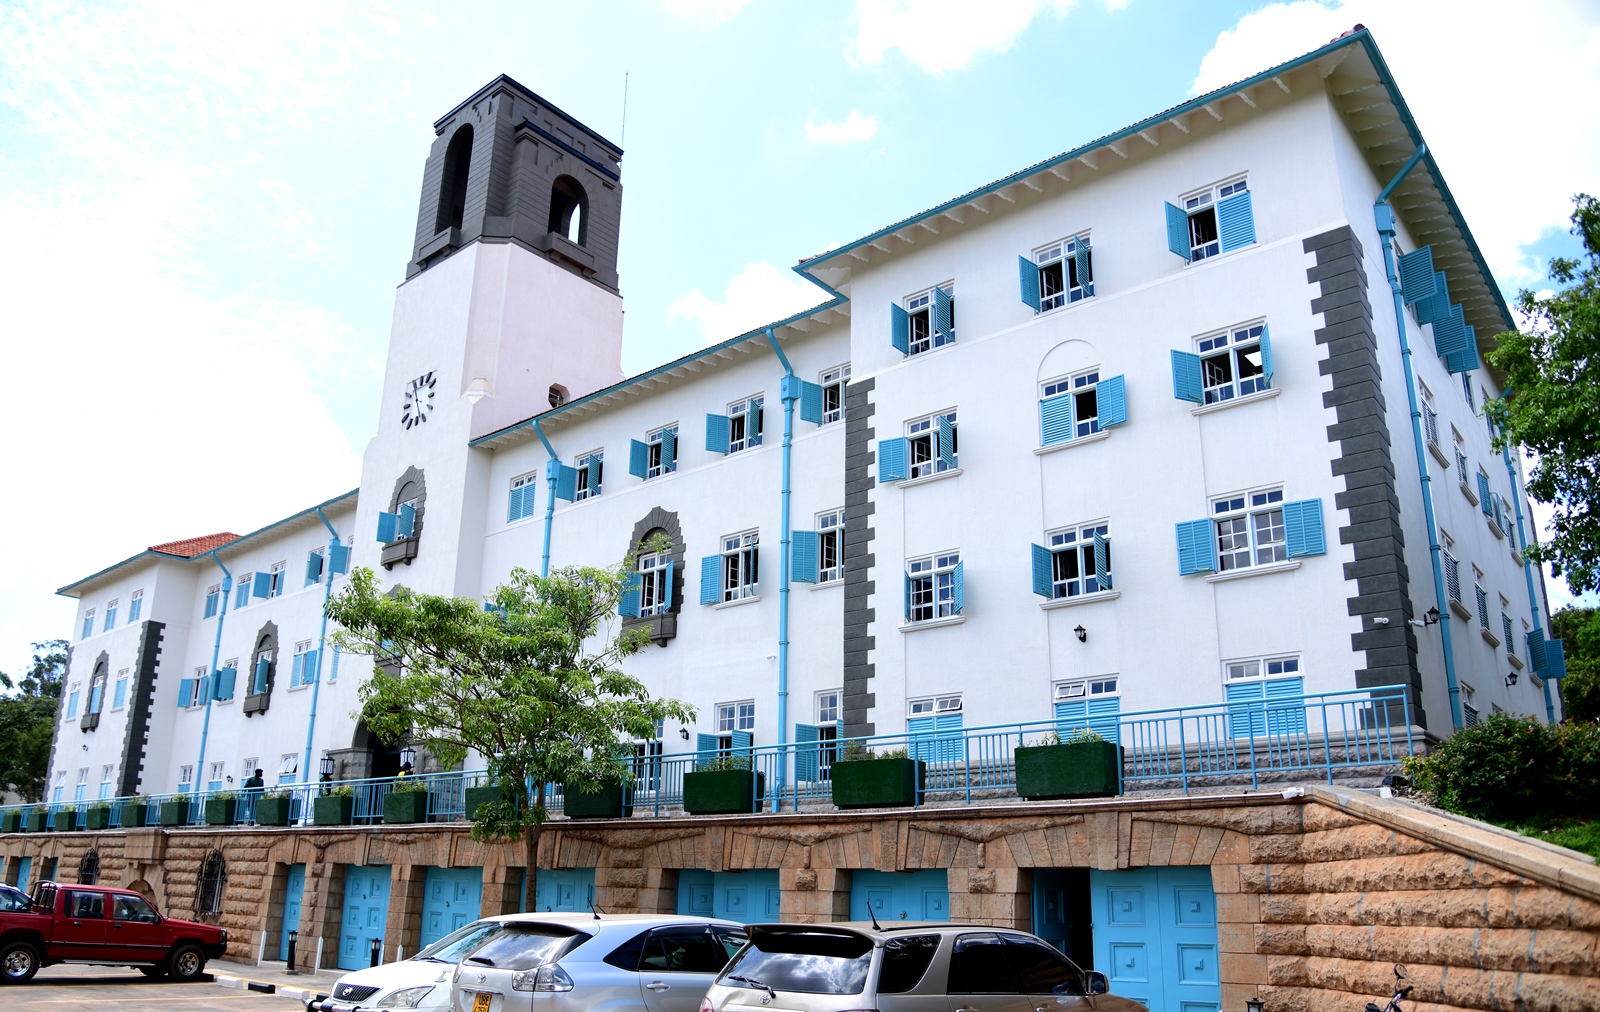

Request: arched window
left=436, top=125, right=474, bottom=233
left=78, top=849, right=99, bottom=886
left=548, top=176, right=587, bottom=245
left=194, top=850, right=226, bottom=917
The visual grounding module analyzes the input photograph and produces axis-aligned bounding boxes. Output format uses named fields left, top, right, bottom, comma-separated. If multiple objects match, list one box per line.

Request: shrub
left=1403, top=714, right=1599, bottom=823
left=324, top=785, right=355, bottom=798
left=695, top=756, right=751, bottom=772
left=391, top=778, right=429, bottom=793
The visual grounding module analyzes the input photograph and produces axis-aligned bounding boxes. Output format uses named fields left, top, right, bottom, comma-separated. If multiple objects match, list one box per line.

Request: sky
left=1, top=0, right=1597, bottom=679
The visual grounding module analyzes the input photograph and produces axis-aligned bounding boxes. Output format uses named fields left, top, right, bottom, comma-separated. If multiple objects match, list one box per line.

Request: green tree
left=1485, top=194, right=1600, bottom=593
left=0, top=640, right=68, bottom=802
left=326, top=549, right=693, bottom=901
left=1551, top=607, right=1600, bottom=723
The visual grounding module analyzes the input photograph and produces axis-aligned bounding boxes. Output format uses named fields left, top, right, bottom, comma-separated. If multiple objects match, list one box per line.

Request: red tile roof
left=149, top=533, right=239, bottom=558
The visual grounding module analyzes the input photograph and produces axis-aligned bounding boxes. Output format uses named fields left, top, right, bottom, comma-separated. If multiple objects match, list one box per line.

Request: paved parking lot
left=14, top=963, right=312, bottom=1011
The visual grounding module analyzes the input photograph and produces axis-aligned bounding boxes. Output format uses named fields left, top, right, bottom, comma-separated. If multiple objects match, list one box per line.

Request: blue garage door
left=1089, top=867, right=1218, bottom=1012
left=532, top=868, right=595, bottom=913
left=278, top=864, right=305, bottom=960
left=338, top=865, right=393, bottom=970
left=677, top=870, right=781, bottom=923
left=849, top=870, right=949, bottom=923
left=422, top=867, right=482, bottom=947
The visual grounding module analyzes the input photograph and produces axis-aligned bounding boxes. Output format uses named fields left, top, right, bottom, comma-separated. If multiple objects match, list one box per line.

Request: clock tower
left=353, top=75, right=628, bottom=597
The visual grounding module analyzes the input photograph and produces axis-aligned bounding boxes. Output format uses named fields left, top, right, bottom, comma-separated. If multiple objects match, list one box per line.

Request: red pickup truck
left=0, top=880, right=227, bottom=984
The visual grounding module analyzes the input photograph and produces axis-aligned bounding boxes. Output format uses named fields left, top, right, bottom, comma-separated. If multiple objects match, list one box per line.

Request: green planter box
left=683, top=769, right=765, bottom=815
left=25, top=811, right=49, bottom=833
left=53, top=811, right=77, bottom=832
left=85, top=807, right=112, bottom=830
left=1, top=811, right=21, bottom=833
left=562, top=783, right=630, bottom=820
left=122, top=804, right=150, bottom=828
left=313, top=795, right=354, bottom=826
left=464, top=785, right=511, bottom=821
left=204, top=798, right=237, bottom=826
left=159, top=799, right=190, bottom=826
left=1015, top=741, right=1123, bottom=800
left=830, top=758, right=924, bottom=809
left=255, top=796, right=292, bottom=827
left=383, top=790, right=429, bottom=824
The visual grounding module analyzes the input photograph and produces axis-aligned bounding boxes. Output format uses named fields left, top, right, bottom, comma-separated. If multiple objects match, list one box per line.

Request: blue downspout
left=1497, top=407, right=1556, bottom=723
left=303, top=506, right=342, bottom=779
left=533, top=421, right=558, bottom=578
left=1375, top=141, right=1463, bottom=730
left=767, top=327, right=796, bottom=812
left=193, top=551, right=232, bottom=799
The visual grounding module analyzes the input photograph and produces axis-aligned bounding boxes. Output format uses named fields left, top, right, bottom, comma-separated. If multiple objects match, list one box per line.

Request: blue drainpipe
left=302, top=506, right=342, bottom=779
left=766, top=327, right=797, bottom=812
left=193, top=551, right=232, bottom=799
left=1496, top=408, right=1556, bottom=723
left=1374, top=141, right=1463, bottom=730
left=533, top=420, right=559, bottom=578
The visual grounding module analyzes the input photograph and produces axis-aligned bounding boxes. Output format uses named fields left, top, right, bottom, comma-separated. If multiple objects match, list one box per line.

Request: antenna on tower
left=621, top=71, right=630, bottom=147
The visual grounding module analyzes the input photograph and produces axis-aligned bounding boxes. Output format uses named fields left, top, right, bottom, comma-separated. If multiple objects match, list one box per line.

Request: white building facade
left=50, top=30, right=1564, bottom=801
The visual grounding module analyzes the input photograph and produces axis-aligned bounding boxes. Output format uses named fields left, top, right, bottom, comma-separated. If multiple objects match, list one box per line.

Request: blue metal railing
left=0, top=686, right=1414, bottom=829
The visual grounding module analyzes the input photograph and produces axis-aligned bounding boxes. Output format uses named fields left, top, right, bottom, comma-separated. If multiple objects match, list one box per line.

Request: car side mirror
left=1084, top=971, right=1109, bottom=996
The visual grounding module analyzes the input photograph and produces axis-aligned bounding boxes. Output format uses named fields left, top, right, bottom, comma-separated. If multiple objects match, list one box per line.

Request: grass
left=1508, top=819, right=1600, bottom=860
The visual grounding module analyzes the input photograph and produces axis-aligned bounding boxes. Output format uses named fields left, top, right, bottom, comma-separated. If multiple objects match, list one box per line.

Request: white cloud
left=668, top=263, right=826, bottom=344
left=663, top=0, right=757, bottom=27
left=853, top=0, right=1075, bottom=74
left=805, top=110, right=880, bottom=145
left=1191, top=1, right=1600, bottom=288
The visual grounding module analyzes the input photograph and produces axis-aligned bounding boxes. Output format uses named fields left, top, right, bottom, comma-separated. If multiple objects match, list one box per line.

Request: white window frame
left=906, top=410, right=957, bottom=479
left=647, top=424, right=678, bottom=480
left=1197, top=322, right=1268, bottom=405
left=721, top=530, right=759, bottom=602
left=1054, top=677, right=1119, bottom=700
left=189, top=666, right=208, bottom=708
left=1224, top=655, right=1301, bottom=683
left=268, top=561, right=287, bottom=598
left=207, top=761, right=226, bottom=791
left=817, top=691, right=841, bottom=724
left=104, top=599, right=117, bottom=631
left=637, top=549, right=671, bottom=616
left=1181, top=177, right=1248, bottom=261
left=1045, top=522, right=1111, bottom=599
left=178, top=765, right=194, bottom=790
left=820, top=364, right=850, bottom=425
left=509, top=470, right=538, bottom=522
left=1032, top=235, right=1093, bottom=311
left=1041, top=371, right=1102, bottom=438
left=908, top=694, right=962, bottom=716
left=907, top=552, right=961, bottom=623
left=205, top=584, right=220, bottom=619
left=1212, top=488, right=1287, bottom=571
left=575, top=450, right=603, bottom=501
left=128, top=589, right=143, bottom=623
left=278, top=753, right=299, bottom=786
left=290, top=640, right=315, bottom=689
left=99, top=764, right=114, bottom=799
left=727, top=396, right=764, bottom=454
left=235, top=574, right=253, bottom=609
left=905, top=283, right=955, bottom=356
left=817, top=509, right=845, bottom=584
left=82, top=609, right=94, bottom=640
left=716, top=700, right=756, bottom=733
left=112, top=669, right=129, bottom=711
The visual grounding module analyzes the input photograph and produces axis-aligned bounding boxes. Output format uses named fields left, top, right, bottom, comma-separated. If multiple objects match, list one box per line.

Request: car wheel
left=138, top=965, right=167, bottom=978
left=166, top=944, right=206, bottom=983
left=0, top=942, right=40, bottom=984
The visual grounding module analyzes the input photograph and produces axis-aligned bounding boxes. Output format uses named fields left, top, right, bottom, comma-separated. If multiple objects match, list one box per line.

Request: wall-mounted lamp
left=1409, top=606, right=1442, bottom=628
left=1074, top=625, right=1087, bottom=643
left=1245, top=999, right=1265, bottom=1012
left=399, top=745, right=417, bottom=773
left=679, top=727, right=691, bottom=741
left=319, top=755, right=336, bottom=782
left=1506, top=671, right=1519, bottom=687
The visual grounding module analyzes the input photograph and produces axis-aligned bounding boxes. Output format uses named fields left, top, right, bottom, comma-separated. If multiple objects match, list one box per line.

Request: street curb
left=214, top=972, right=324, bottom=1000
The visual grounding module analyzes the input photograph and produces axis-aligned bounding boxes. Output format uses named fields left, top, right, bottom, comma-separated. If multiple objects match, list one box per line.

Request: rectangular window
left=908, top=694, right=963, bottom=716
left=575, top=451, right=603, bottom=501
left=268, top=561, right=287, bottom=598
left=290, top=640, right=315, bottom=688
left=820, top=364, right=850, bottom=424
left=235, top=575, right=252, bottom=609
left=817, top=510, right=845, bottom=583
left=189, top=667, right=207, bottom=708
left=907, top=410, right=957, bottom=478
left=716, top=701, right=757, bottom=733
left=721, top=531, right=760, bottom=602
left=815, top=691, right=840, bottom=781
left=1442, top=549, right=1463, bottom=603
left=1181, top=177, right=1249, bottom=261
left=1224, top=657, right=1305, bottom=737
left=638, top=550, right=672, bottom=617
left=508, top=471, right=538, bottom=522
left=305, top=547, right=324, bottom=587
left=66, top=684, right=80, bottom=719
left=727, top=397, right=764, bottom=453
left=112, top=670, right=129, bottom=710
left=648, top=424, right=678, bottom=479
left=1053, top=678, right=1120, bottom=742
left=178, top=765, right=194, bottom=792
left=1213, top=488, right=1286, bottom=571
left=128, top=590, right=143, bottom=623
left=1033, top=236, right=1094, bottom=311
left=1473, top=568, right=1490, bottom=630
left=907, top=552, right=962, bottom=622
left=818, top=691, right=840, bottom=724
left=1420, top=384, right=1442, bottom=450
left=278, top=753, right=299, bottom=786
left=104, top=600, right=117, bottom=631
left=1041, top=371, right=1101, bottom=438
left=99, top=765, right=114, bottom=799
left=1046, top=523, right=1111, bottom=598
left=207, top=761, right=225, bottom=792
left=1197, top=323, right=1269, bottom=404
left=1503, top=612, right=1516, bottom=656
left=205, top=585, right=220, bottom=619
left=81, top=610, right=94, bottom=640
left=905, top=284, right=955, bottom=356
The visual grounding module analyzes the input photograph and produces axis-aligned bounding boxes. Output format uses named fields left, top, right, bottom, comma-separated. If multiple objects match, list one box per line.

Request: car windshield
left=719, top=929, right=873, bottom=996
left=462, top=924, right=588, bottom=971
left=413, top=920, right=505, bottom=963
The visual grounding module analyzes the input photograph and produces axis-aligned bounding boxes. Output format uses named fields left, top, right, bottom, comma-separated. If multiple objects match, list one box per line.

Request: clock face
left=401, top=372, right=437, bottom=430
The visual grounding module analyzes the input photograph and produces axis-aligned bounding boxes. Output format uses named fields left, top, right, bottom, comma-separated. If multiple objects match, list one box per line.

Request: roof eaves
left=56, top=549, right=188, bottom=599
left=213, top=489, right=361, bottom=559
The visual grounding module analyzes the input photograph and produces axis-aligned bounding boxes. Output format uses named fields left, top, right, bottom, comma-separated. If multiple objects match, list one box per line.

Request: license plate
left=473, top=993, right=492, bottom=1012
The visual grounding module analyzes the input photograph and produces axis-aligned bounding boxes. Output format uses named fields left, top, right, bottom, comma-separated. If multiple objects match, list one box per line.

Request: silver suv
left=450, top=914, right=745, bottom=1012
left=701, top=923, right=1147, bottom=1012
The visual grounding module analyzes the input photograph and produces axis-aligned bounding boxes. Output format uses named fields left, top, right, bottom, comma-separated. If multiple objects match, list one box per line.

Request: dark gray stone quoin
left=118, top=620, right=165, bottom=796
left=842, top=376, right=877, bottom=738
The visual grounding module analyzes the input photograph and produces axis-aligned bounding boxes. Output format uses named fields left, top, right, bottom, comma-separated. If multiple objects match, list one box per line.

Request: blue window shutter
left=329, top=543, right=350, bottom=574
left=376, top=511, right=397, bottom=543
left=1432, top=303, right=1467, bottom=360
left=705, top=414, right=729, bottom=454
left=253, top=572, right=271, bottom=599
left=1098, top=375, right=1127, bottom=427
left=619, top=571, right=641, bottom=618
left=1171, top=350, right=1203, bottom=403
left=592, top=459, right=603, bottom=495
left=1264, top=677, right=1308, bottom=735
left=696, top=733, right=718, bottom=768
left=904, top=572, right=911, bottom=622
left=113, top=679, right=127, bottom=709
left=1417, top=271, right=1451, bottom=325
left=891, top=303, right=910, bottom=355
left=197, top=676, right=210, bottom=705
left=791, top=530, right=819, bottom=584
left=878, top=438, right=908, bottom=483
left=749, top=399, right=764, bottom=446
left=933, top=286, right=953, bottom=340
left=1040, top=392, right=1074, bottom=445
left=176, top=681, right=192, bottom=710
left=1476, top=473, right=1492, bottom=515
left=397, top=502, right=416, bottom=539
left=1018, top=255, right=1040, bottom=311
left=306, top=650, right=319, bottom=683
left=629, top=439, right=648, bottom=478
left=1094, top=533, right=1112, bottom=591
left=1087, top=697, right=1121, bottom=744
left=908, top=715, right=934, bottom=761
left=794, top=724, right=820, bottom=782
left=935, top=713, right=964, bottom=764
left=1031, top=544, right=1053, bottom=598
left=216, top=667, right=236, bottom=700
left=554, top=463, right=578, bottom=502
left=1547, top=639, right=1568, bottom=679
left=699, top=555, right=721, bottom=605
left=253, top=657, right=270, bottom=694
left=305, top=551, right=323, bottom=585
left=1074, top=240, right=1093, bottom=297
left=1175, top=518, right=1216, bottom=575
left=952, top=561, right=965, bottom=615
left=662, top=562, right=674, bottom=608
left=89, top=684, right=102, bottom=713
left=1258, top=324, right=1274, bottom=388
left=1054, top=699, right=1086, bottom=736
left=1216, top=191, right=1256, bottom=251
left=937, top=415, right=956, bottom=470
left=731, top=730, right=753, bottom=758
left=1398, top=246, right=1438, bottom=303
left=1282, top=499, right=1327, bottom=558
left=1164, top=201, right=1191, bottom=260
left=662, top=428, right=678, bottom=471
left=1226, top=681, right=1266, bottom=738
left=1527, top=631, right=1549, bottom=673
left=1446, top=325, right=1481, bottom=374
left=799, top=380, right=823, bottom=425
